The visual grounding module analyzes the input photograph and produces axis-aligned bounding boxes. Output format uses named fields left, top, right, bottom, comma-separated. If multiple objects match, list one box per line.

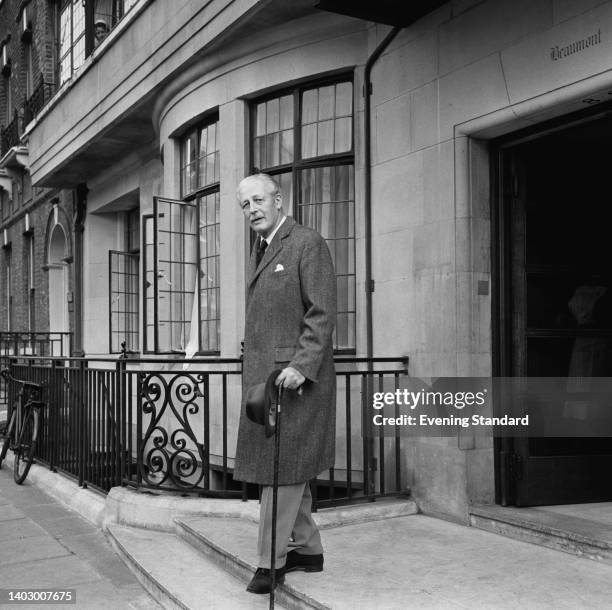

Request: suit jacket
left=233, top=217, right=337, bottom=485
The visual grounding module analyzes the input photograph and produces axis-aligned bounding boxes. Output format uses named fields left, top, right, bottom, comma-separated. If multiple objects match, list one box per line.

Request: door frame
left=490, top=100, right=612, bottom=506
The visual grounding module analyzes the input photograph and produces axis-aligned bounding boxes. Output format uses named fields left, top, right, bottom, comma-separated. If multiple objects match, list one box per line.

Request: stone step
left=176, top=517, right=329, bottom=610
left=470, top=504, right=612, bottom=565
left=312, top=497, right=418, bottom=529
left=174, top=498, right=417, bottom=610
left=106, top=523, right=282, bottom=610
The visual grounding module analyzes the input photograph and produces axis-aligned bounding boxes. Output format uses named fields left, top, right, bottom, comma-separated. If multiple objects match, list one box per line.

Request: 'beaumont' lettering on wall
left=550, top=29, right=602, bottom=61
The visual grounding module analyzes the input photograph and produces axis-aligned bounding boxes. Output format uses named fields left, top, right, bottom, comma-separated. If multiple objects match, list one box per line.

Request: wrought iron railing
left=0, top=333, right=73, bottom=424
left=0, top=109, right=20, bottom=157
left=0, top=355, right=409, bottom=508
left=0, top=332, right=73, bottom=358
left=23, top=77, right=56, bottom=127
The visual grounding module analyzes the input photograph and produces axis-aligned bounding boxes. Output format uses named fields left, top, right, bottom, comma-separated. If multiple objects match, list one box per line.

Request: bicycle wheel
left=14, top=409, right=38, bottom=484
left=0, top=410, right=17, bottom=469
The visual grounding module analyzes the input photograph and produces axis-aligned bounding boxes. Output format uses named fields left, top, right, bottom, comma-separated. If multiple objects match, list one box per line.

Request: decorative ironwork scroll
left=138, top=371, right=207, bottom=491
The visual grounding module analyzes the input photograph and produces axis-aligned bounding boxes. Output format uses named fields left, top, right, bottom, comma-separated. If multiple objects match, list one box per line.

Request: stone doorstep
left=106, top=499, right=418, bottom=610
left=176, top=516, right=331, bottom=610
left=469, top=504, right=612, bottom=565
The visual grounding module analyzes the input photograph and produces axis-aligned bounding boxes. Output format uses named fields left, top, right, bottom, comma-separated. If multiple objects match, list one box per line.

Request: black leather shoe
left=285, top=550, right=324, bottom=573
left=246, top=567, right=286, bottom=594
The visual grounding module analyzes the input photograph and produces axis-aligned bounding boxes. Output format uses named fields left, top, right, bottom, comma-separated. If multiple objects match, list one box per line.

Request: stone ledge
left=1, top=453, right=417, bottom=535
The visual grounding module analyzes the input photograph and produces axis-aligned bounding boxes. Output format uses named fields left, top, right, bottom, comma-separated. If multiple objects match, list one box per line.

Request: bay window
left=251, top=78, right=355, bottom=350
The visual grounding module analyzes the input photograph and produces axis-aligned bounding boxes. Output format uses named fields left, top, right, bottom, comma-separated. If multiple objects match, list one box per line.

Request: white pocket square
left=274, top=263, right=284, bottom=272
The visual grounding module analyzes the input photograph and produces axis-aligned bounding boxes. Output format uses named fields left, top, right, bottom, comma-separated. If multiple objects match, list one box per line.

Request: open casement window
left=143, top=196, right=220, bottom=355
left=251, top=78, right=355, bottom=351
left=58, top=0, right=85, bottom=85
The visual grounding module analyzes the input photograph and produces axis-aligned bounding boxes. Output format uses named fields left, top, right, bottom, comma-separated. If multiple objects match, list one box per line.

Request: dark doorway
left=495, top=112, right=612, bottom=506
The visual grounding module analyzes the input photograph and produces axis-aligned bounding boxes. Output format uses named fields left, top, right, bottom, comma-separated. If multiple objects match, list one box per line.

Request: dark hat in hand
left=246, top=369, right=282, bottom=437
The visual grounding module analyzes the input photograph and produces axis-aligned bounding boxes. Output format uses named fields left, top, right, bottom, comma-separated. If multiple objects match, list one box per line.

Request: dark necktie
left=256, top=238, right=268, bottom=267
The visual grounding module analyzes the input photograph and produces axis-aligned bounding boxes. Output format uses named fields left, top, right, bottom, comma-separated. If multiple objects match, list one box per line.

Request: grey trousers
left=257, top=482, right=323, bottom=568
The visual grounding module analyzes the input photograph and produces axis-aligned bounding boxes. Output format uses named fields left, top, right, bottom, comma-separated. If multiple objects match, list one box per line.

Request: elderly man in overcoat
left=234, top=173, right=336, bottom=594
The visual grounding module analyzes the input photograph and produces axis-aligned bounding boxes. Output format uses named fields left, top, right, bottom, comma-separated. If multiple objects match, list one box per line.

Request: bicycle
left=0, top=370, right=45, bottom=484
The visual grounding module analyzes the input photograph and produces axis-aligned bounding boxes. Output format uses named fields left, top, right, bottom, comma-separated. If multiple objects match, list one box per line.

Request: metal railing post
left=116, top=358, right=126, bottom=488
left=49, top=359, right=58, bottom=472
left=78, top=359, right=86, bottom=487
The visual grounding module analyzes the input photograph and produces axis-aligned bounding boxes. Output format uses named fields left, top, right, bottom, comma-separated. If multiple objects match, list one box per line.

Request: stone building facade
left=2, top=0, right=612, bottom=520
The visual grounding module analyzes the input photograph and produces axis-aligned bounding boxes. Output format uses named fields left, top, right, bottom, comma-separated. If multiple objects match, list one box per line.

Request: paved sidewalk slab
left=0, top=468, right=160, bottom=610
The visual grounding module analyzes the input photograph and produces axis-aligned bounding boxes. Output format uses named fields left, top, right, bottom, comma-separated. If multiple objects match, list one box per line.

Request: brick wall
left=1, top=0, right=57, bottom=131
left=0, top=189, right=74, bottom=334
left=0, top=1, right=72, bottom=336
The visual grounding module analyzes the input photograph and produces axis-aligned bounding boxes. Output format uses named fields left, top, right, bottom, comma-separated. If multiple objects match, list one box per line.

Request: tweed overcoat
left=233, top=217, right=337, bottom=486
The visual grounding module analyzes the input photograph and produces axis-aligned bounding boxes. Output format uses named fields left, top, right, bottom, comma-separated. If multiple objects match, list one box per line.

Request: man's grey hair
left=236, top=173, right=281, bottom=199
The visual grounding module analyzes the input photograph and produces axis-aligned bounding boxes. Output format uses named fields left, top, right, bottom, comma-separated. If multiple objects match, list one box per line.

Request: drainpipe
left=364, top=26, right=401, bottom=362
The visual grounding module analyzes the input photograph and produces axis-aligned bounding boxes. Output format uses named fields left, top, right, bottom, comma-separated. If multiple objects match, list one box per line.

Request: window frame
left=58, top=0, right=86, bottom=86
left=108, top=207, right=141, bottom=354
left=144, top=114, right=221, bottom=355
left=249, top=74, right=356, bottom=353
left=109, top=249, right=140, bottom=354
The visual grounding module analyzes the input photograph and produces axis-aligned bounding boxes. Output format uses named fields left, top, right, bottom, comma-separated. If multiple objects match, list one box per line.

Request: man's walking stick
left=269, top=384, right=283, bottom=610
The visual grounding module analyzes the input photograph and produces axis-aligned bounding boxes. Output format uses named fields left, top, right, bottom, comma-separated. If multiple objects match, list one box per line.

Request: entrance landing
left=109, top=510, right=612, bottom=609
left=470, top=503, right=612, bottom=564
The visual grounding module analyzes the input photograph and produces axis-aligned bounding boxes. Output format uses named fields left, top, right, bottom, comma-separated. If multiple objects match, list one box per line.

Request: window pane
left=198, top=191, right=220, bottom=352
left=279, top=95, right=293, bottom=130
left=302, top=88, right=318, bottom=124
left=335, top=238, right=348, bottom=275
left=60, top=8, right=71, bottom=58
left=266, top=98, right=279, bottom=134
left=301, top=82, right=353, bottom=159
left=301, top=124, right=317, bottom=159
left=318, top=85, right=334, bottom=120
left=214, top=149, right=220, bottom=183
left=335, top=202, right=350, bottom=239
left=109, top=251, right=139, bottom=353
left=253, top=136, right=264, bottom=169
left=255, top=102, right=266, bottom=136
left=334, top=117, right=352, bottom=153
left=267, top=133, right=280, bottom=167
left=318, top=120, right=334, bottom=156
left=297, top=164, right=355, bottom=350
left=335, top=313, right=348, bottom=350
left=277, top=172, right=293, bottom=217
left=196, top=120, right=219, bottom=190
left=184, top=132, right=196, bottom=164
left=335, top=82, right=353, bottom=116
left=280, top=130, right=293, bottom=165
left=301, top=168, right=315, bottom=204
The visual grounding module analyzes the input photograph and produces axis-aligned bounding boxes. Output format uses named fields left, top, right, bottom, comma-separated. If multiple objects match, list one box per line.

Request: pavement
left=0, top=466, right=160, bottom=610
